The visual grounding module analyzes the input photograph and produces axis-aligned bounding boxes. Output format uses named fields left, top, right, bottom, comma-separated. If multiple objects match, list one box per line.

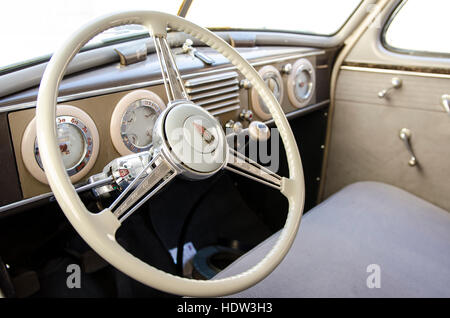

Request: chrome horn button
left=153, top=103, right=227, bottom=179
left=183, top=115, right=220, bottom=154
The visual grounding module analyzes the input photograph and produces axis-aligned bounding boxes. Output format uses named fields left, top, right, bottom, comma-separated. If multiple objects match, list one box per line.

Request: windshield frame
left=0, top=31, right=156, bottom=76
left=187, top=0, right=364, bottom=38
left=0, top=0, right=370, bottom=77
left=381, top=0, right=450, bottom=59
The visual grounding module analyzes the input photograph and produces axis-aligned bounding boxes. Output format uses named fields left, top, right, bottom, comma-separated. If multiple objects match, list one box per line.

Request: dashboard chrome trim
left=0, top=50, right=325, bottom=114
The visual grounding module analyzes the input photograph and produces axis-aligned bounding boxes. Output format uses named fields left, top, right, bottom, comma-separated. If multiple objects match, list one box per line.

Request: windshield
left=0, top=0, right=181, bottom=72
left=1, top=0, right=362, bottom=73
left=186, top=0, right=362, bottom=35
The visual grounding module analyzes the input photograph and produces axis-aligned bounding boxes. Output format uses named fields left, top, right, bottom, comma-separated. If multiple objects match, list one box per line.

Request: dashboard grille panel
left=184, top=71, right=240, bottom=116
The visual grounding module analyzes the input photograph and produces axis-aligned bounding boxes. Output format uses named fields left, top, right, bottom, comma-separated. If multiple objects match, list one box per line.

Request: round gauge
left=251, top=65, right=284, bottom=121
left=110, top=90, right=166, bottom=156
left=287, top=58, right=316, bottom=108
left=22, top=105, right=99, bottom=184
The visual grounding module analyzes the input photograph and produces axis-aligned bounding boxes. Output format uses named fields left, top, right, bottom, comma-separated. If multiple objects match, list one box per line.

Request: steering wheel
left=36, top=11, right=305, bottom=297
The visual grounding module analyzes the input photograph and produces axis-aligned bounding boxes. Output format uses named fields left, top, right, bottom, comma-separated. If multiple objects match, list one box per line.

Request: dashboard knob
left=239, top=79, right=252, bottom=89
left=225, top=120, right=243, bottom=134
left=239, top=109, right=253, bottom=122
left=281, top=63, right=293, bottom=74
left=248, top=121, right=270, bottom=141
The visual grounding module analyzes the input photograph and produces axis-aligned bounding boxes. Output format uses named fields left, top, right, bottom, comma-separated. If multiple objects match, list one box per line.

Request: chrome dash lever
left=399, top=128, right=417, bottom=167
left=182, top=39, right=214, bottom=65
left=441, top=94, right=450, bottom=115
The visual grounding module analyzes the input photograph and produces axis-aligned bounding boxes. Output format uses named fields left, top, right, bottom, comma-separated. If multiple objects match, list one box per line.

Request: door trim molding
left=341, top=65, right=450, bottom=80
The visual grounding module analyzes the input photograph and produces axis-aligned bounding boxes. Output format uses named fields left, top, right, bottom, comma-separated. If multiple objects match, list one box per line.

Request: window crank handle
left=441, top=94, right=450, bottom=115
left=399, top=128, right=417, bottom=167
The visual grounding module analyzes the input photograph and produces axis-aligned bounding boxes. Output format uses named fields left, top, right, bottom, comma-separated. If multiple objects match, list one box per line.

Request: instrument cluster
left=21, top=90, right=166, bottom=184
left=250, top=58, right=316, bottom=121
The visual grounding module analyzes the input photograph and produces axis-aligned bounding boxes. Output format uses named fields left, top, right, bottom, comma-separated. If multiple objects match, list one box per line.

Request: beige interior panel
left=336, top=68, right=450, bottom=113
left=324, top=98, right=450, bottom=212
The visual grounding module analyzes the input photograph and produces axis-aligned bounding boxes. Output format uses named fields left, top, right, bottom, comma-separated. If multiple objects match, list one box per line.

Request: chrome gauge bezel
left=120, top=99, right=162, bottom=153
left=287, top=58, right=316, bottom=108
left=251, top=65, right=284, bottom=121
left=21, top=105, right=100, bottom=184
left=34, top=115, right=93, bottom=177
left=110, top=90, right=166, bottom=156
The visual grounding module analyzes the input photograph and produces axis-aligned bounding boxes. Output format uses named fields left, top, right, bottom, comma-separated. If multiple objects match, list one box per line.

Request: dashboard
left=0, top=45, right=332, bottom=212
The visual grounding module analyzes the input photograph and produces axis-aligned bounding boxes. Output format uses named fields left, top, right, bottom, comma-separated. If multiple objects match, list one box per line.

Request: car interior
left=0, top=0, right=449, bottom=298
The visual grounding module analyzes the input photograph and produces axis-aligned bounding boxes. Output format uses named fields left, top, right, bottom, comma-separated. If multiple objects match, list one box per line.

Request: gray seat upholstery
left=214, top=182, right=450, bottom=297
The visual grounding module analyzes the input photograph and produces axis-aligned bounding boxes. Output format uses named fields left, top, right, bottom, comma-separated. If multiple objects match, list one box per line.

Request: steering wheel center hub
left=157, top=103, right=227, bottom=177
left=183, top=114, right=219, bottom=154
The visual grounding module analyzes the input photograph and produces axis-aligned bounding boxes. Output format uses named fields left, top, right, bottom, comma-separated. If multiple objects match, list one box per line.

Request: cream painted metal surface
left=35, top=11, right=305, bottom=297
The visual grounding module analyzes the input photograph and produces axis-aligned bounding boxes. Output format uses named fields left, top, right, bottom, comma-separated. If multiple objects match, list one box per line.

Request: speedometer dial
left=56, top=122, right=87, bottom=169
left=22, top=105, right=99, bottom=184
left=111, top=90, right=166, bottom=156
left=121, top=99, right=160, bottom=151
left=34, top=116, right=93, bottom=176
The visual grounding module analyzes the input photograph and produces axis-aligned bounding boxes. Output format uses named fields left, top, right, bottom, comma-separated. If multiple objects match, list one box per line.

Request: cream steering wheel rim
left=36, top=11, right=305, bottom=297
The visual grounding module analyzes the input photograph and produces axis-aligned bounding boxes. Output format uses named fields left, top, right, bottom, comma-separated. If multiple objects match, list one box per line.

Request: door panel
left=322, top=1, right=450, bottom=212
left=336, top=67, right=449, bottom=113
left=325, top=85, right=450, bottom=211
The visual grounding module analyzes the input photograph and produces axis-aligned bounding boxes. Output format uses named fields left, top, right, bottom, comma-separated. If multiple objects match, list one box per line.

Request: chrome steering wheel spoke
left=109, top=152, right=177, bottom=223
left=225, top=147, right=282, bottom=190
left=153, top=34, right=189, bottom=104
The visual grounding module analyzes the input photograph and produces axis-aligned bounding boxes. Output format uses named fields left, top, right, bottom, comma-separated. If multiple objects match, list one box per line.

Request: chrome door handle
left=441, top=94, right=450, bottom=114
left=399, top=128, right=417, bottom=167
left=378, top=77, right=402, bottom=99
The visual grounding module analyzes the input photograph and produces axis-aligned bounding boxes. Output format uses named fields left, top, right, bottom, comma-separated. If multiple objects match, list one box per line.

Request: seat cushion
left=214, top=182, right=450, bottom=297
